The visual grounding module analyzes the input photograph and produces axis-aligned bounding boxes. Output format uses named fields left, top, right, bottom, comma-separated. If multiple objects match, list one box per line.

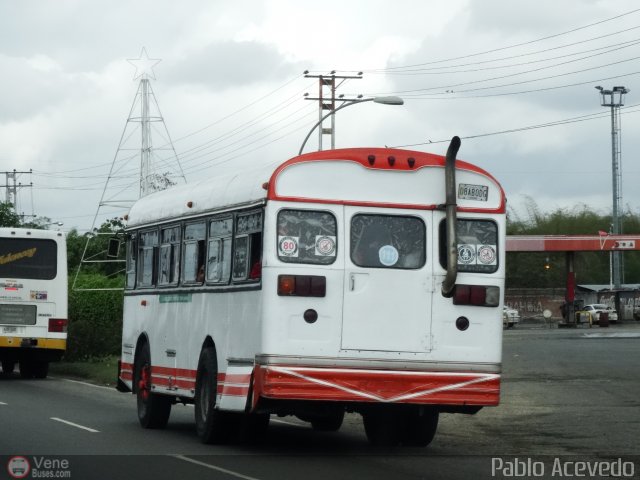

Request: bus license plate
left=458, top=183, right=488, bottom=202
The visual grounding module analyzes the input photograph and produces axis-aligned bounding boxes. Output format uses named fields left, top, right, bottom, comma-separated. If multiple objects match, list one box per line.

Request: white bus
left=118, top=138, right=506, bottom=446
left=0, top=227, right=68, bottom=378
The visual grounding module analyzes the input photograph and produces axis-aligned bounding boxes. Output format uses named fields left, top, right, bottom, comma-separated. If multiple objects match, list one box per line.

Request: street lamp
left=595, top=85, right=630, bottom=288
left=298, top=96, right=404, bottom=155
left=44, top=221, right=64, bottom=229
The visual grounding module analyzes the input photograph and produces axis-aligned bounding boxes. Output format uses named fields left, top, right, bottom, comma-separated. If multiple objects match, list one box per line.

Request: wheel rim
left=138, top=364, right=151, bottom=402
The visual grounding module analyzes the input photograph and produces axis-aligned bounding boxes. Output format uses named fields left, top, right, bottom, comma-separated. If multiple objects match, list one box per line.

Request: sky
left=1, top=0, right=640, bottom=233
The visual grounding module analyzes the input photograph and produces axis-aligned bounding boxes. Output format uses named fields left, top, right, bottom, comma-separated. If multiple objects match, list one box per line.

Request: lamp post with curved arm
left=298, top=96, right=404, bottom=155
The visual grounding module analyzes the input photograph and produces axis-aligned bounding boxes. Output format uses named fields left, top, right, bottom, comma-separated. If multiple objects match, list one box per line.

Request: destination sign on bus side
left=458, top=183, right=488, bottom=202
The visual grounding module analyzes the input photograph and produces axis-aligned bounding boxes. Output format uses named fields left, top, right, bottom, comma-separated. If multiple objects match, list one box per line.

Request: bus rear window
left=277, top=210, right=337, bottom=265
left=351, top=214, right=425, bottom=269
left=439, top=219, right=499, bottom=273
left=0, top=238, right=57, bottom=280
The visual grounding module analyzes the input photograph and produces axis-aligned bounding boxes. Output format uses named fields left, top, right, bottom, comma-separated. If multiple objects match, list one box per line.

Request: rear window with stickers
left=277, top=210, right=337, bottom=265
left=350, top=214, right=426, bottom=269
left=439, top=219, right=499, bottom=273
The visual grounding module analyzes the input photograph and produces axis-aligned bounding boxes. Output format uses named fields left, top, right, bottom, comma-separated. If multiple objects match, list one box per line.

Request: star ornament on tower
left=127, top=47, right=161, bottom=81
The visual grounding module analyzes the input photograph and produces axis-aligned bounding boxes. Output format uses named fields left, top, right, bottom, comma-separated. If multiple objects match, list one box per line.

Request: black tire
left=134, top=342, right=172, bottom=429
left=362, top=409, right=402, bottom=447
left=19, top=361, right=34, bottom=379
left=32, top=361, right=49, bottom=379
left=311, top=410, right=345, bottom=432
left=401, top=407, right=439, bottom=447
left=1, top=360, right=15, bottom=376
left=194, top=347, right=233, bottom=444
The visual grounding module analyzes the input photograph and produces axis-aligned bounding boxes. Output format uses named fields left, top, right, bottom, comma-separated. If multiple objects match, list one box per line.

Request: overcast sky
left=1, top=0, right=639, bottom=232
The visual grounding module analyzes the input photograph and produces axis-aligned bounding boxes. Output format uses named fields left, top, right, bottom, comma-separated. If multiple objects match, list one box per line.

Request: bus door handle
left=349, top=273, right=368, bottom=292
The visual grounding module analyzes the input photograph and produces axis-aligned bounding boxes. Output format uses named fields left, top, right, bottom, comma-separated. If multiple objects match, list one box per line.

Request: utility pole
left=2, top=169, right=32, bottom=212
left=303, top=71, right=363, bottom=151
left=596, top=85, right=629, bottom=289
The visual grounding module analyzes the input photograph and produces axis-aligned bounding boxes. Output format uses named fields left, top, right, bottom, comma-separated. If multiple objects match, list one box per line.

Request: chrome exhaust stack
left=441, top=136, right=461, bottom=298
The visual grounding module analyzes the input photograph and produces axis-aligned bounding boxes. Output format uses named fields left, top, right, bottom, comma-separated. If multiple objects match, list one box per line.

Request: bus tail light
left=453, top=285, right=499, bottom=307
left=278, top=275, right=326, bottom=297
left=48, top=318, right=68, bottom=333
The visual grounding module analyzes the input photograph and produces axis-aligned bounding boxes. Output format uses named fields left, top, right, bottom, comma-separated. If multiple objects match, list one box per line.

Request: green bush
left=66, top=274, right=124, bottom=361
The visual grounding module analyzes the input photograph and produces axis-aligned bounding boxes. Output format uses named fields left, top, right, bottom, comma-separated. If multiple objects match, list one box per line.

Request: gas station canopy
left=506, top=234, right=640, bottom=252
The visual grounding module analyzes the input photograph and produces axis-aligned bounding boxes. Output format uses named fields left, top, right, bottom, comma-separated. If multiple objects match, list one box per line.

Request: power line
left=391, top=104, right=640, bottom=148
left=360, top=8, right=640, bottom=72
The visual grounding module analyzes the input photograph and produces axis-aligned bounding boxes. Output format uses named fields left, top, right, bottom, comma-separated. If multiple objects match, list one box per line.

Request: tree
left=506, top=201, right=640, bottom=287
left=0, top=202, right=21, bottom=227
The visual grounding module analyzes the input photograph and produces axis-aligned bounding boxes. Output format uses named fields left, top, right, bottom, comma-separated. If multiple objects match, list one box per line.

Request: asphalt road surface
left=1, top=323, right=639, bottom=480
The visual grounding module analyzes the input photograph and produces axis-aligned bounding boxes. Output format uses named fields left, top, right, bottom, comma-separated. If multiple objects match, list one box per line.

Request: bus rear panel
left=0, top=228, right=68, bottom=378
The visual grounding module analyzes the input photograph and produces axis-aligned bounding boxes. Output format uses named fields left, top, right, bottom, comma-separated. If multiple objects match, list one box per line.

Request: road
left=1, top=323, right=639, bottom=479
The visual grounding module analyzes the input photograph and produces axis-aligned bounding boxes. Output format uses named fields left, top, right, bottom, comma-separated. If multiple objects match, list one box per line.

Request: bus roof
left=126, top=148, right=505, bottom=228
left=0, top=227, right=66, bottom=240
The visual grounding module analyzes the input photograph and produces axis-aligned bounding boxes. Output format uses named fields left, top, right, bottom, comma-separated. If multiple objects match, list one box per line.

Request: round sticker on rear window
left=278, top=236, right=299, bottom=257
left=315, top=235, right=336, bottom=256
left=378, top=245, right=399, bottom=266
left=477, top=245, right=497, bottom=265
left=457, top=244, right=476, bottom=265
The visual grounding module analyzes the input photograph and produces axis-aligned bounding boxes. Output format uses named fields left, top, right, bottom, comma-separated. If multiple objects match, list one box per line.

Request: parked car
left=582, top=304, right=618, bottom=324
left=502, top=306, right=520, bottom=328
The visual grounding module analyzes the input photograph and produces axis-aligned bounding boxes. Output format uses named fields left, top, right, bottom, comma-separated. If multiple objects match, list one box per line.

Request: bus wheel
left=32, top=361, right=49, bottom=379
left=1, top=360, right=15, bottom=376
left=401, top=407, right=439, bottom=447
left=19, top=361, right=34, bottom=379
left=195, top=347, right=232, bottom=444
left=135, top=343, right=171, bottom=429
left=311, top=410, right=345, bottom=432
left=362, top=408, right=402, bottom=446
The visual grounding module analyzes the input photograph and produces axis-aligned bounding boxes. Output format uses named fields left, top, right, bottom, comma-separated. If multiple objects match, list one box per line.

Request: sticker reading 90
left=278, top=236, right=299, bottom=257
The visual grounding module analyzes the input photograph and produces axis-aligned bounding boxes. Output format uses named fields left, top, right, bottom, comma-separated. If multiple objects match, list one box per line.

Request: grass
left=49, top=355, right=119, bottom=386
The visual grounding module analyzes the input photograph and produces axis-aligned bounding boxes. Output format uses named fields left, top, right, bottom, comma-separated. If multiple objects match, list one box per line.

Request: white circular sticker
left=477, top=245, right=496, bottom=265
left=278, top=236, right=299, bottom=257
left=378, top=245, right=399, bottom=266
left=315, top=235, right=336, bottom=256
left=457, top=244, right=476, bottom=265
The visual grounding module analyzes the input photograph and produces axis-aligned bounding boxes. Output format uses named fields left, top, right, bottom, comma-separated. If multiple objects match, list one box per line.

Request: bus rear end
left=0, top=228, right=68, bottom=379
left=254, top=142, right=505, bottom=446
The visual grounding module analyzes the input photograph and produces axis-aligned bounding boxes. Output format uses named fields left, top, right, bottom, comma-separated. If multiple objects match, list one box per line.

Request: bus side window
left=137, top=230, right=159, bottom=288
left=207, top=217, right=233, bottom=284
left=158, top=226, right=180, bottom=286
left=233, top=211, right=262, bottom=282
left=183, top=222, right=206, bottom=284
left=126, top=233, right=137, bottom=289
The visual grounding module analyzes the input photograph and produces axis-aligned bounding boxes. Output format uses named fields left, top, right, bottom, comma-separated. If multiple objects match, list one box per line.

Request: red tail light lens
left=453, top=285, right=499, bottom=307
left=278, top=275, right=326, bottom=297
left=48, top=318, right=68, bottom=333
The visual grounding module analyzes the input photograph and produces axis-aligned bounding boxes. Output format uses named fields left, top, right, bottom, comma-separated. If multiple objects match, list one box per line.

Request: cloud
left=162, top=41, right=303, bottom=90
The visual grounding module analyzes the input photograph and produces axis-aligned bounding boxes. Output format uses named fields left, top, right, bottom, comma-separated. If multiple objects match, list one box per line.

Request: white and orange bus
left=118, top=137, right=506, bottom=446
left=0, top=227, right=68, bottom=379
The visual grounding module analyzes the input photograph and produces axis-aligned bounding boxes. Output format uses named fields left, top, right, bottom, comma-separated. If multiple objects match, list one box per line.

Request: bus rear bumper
left=253, top=364, right=500, bottom=407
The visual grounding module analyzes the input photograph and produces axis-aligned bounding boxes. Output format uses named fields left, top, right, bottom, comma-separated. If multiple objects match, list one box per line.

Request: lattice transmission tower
left=73, top=48, right=186, bottom=291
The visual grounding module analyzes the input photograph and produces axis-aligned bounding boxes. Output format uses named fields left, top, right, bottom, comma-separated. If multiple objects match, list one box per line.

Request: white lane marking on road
left=270, top=418, right=306, bottom=428
left=52, top=377, right=115, bottom=391
left=173, top=455, right=261, bottom=480
left=582, top=333, right=640, bottom=338
left=0, top=401, right=7, bottom=405
left=50, top=417, right=100, bottom=433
